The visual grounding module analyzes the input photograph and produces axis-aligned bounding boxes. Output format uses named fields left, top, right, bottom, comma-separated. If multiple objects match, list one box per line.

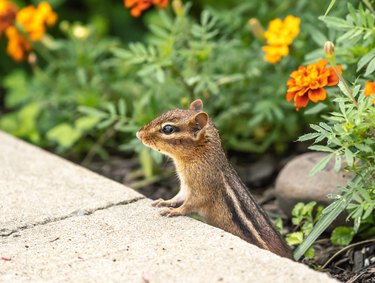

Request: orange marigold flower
left=5, top=25, right=31, bottom=61
left=123, top=0, right=168, bottom=17
left=17, top=2, right=57, bottom=41
left=3, top=1, right=57, bottom=61
left=286, top=59, right=342, bottom=111
left=262, top=15, right=300, bottom=64
left=364, top=81, right=375, bottom=104
left=0, top=0, right=17, bottom=35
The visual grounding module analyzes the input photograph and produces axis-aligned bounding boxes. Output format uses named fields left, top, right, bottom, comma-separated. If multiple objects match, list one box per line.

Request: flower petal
left=316, top=59, right=328, bottom=72
left=308, top=88, right=326, bottom=103
left=364, top=81, right=375, bottom=97
left=294, top=93, right=309, bottom=111
left=326, top=66, right=341, bottom=86
left=286, top=91, right=295, bottom=102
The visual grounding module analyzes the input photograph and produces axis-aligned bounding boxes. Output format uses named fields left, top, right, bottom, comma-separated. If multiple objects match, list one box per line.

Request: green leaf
left=302, top=201, right=317, bottom=216
left=331, top=226, right=354, bottom=246
left=304, top=246, right=315, bottom=259
left=324, top=0, right=337, bottom=16
left=286, top=232, right=304, bottom=245
left=357, top=188, right=371, bottom=201
left=292, top=202, right=305, bottom=225
left=307, top=25, right=328, bottom=46
left=46, top=123, right=81, bottom=148
left=3, top=70, right=28, bottom=107
left=365, top=57, right=375, bottom=77
left=362, top=206, right=374, bottom=220
left=309, top=154, right=333, bottom=176
left=297, top=132, right=320, bottom=142
left=345, top=148, right=354, bottom=167
left=97, top=118, right=115, bottom=129
left=319, top=16, right=353, bottom=29
left=304, top=103, right=328, bottom=115
left=334, top=154, right=342, bottom=172
left=0, top=103, right=41, bottom=143
left=308, top=145, right=334, bottom=152
left=354, top=143, right=372, bottom=153
left=106, top=103, right=116, bottom=116
left=118, top=99, right=127, bottom=117
left=357, top=48, right=375, bottom=72
left=293, top=193, right=351, bottom=260
left=78, top=106, right=107, bottom=118
left=274, top=218, right=284, bottom=234
left=75, top=116, right=100, bottom=132
left=301, top=222, right=314, bottom=236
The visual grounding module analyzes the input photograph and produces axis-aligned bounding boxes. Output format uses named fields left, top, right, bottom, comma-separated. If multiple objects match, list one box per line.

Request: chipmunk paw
left=159, top=207, right=182, bottom=217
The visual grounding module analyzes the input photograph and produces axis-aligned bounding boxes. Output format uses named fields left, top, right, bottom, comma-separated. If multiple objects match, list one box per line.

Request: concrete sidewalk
left=0, top=131, right=338, bottom=282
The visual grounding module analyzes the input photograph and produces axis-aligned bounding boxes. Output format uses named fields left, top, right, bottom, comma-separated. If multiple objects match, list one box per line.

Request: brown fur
left=137, top=99, right=292, bottom=258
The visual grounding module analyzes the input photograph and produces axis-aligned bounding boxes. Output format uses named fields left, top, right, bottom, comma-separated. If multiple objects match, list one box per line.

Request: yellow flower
left=261, top=45, right=289, bottom=64
left=262, top=15, right=300, bottom=64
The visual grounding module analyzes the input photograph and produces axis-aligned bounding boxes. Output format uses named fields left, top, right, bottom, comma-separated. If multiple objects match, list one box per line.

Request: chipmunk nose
left=136, top=131, right=142, bottom=140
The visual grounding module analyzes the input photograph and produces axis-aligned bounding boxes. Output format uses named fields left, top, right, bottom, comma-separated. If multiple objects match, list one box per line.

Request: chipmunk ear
left=190, top=112, right=208, bottom=130
left=189, top=99, right=203, bottom=111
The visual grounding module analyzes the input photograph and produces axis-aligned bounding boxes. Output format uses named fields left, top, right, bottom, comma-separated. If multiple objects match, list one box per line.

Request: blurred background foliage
left=0, top=0, right=359, bottom=176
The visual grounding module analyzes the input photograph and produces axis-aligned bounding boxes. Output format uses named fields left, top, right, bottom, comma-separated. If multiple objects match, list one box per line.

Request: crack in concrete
left=1, top=196, right=146, bottom=237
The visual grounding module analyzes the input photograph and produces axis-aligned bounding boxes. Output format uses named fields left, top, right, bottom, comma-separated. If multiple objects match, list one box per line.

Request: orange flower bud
left=324, top=41, right=335, bottom=58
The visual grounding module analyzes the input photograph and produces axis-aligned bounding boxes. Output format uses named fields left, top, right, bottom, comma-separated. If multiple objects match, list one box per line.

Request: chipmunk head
left=136, top=99, right=218, bottom=159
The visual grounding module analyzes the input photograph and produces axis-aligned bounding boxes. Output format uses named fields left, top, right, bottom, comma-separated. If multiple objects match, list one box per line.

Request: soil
left=86, top=154, right=375, bottom=283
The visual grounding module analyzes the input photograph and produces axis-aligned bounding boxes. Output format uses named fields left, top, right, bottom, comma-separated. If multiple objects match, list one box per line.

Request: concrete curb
left=0, top=131, right=338, bottom=282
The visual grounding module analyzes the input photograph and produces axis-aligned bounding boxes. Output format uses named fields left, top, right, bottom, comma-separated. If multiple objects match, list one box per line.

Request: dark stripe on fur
left=224, top=167, right=290, bottom=252
left=223, top=191, right=263, bottom=247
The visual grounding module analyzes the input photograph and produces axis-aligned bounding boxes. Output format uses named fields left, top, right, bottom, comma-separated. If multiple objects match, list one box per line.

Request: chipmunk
left=136, top=99, right=292, bottom=258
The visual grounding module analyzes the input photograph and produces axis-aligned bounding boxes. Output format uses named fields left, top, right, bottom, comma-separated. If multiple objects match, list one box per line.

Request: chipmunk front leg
left=152, top=187, right=186, bottom=208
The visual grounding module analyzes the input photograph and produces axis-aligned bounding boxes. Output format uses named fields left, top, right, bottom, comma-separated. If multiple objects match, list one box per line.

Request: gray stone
left=275, top=152, right=351, bottom=216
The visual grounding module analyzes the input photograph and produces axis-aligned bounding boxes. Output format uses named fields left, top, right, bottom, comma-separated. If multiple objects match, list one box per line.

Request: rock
left=275, top=152, right=352, bottom=217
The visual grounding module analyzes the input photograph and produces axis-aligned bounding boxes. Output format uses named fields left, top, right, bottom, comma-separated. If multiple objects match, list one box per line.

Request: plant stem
left=328, top=57, right=358, bottom=107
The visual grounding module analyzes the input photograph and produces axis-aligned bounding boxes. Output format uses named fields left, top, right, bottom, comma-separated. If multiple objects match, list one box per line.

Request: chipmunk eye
left=162, top=125, right=176, bottom=135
